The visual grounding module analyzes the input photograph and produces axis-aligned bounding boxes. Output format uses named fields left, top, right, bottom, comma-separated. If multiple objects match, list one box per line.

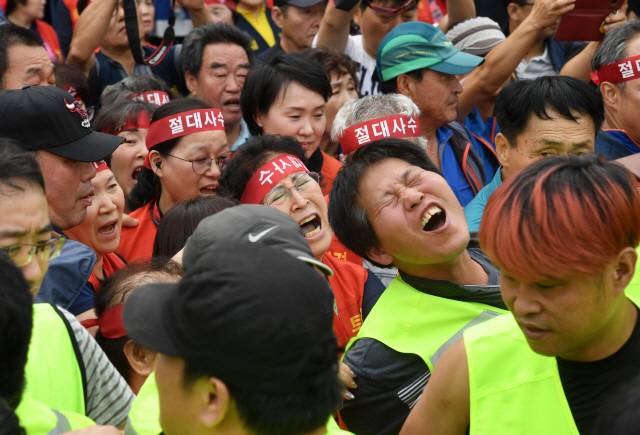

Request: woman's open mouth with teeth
left=299, top=214, right=322, bottom=238
left=132, top=167, right=142, bottom=183
left=422, top=206, right=447, bottom=232
left=97, top=222, right=117, bottom=237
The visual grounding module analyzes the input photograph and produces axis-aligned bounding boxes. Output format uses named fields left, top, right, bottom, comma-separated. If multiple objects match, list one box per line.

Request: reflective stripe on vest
left=24, top=304, right=86, bottom=415
left=16, top=395, right=94, bottom=435
left=343, top=276, right=508, bottom=372
left=464, top=295, right=640, bottom=435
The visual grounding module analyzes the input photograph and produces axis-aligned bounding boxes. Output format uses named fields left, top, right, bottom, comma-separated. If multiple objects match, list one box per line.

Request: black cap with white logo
left=0, top=86, right=123, bottom=162
left=183, top=204, right=334, bottom=277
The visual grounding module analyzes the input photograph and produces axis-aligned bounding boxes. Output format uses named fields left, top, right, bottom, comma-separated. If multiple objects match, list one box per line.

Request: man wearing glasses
left=0, top=140, right=135, bottom=431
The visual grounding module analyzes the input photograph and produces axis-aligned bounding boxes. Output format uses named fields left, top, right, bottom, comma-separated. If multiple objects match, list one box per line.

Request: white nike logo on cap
left=248, top=226, right=278, bottom=242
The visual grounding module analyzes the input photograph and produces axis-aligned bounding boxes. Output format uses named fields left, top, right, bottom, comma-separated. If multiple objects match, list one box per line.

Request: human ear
left=185, top=71, right=199, bottom=98
left=148, top=151, right=163, bottom=176
left=124, top=341, right=155, bottom=377
left=612, top=247, right=638, bottom=297
left=600, top=82, right=621, bottom=113
left=495, top=133, right=511, bottom=169
left=271, top=6, right=284, bottom=29
left=396, top=74, right=413, bottom=98
left=353, top=6, right=361, bottom=26
left=199, top=378, right=232, bottom=428
left=255, top=111, right=267, bottom=129
left=365, top=245, right=394, bottom=267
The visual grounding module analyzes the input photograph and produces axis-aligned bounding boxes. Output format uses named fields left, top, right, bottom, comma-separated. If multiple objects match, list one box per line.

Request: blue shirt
left=595, top=129, right=640, bottom=161
left=437, top=124, right=499, bottom=207
left=231, top=118, right=251, bottom=151
left=464, top=167, right=503, bottom=232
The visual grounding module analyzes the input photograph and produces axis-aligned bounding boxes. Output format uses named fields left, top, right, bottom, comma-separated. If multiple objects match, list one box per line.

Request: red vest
left=87, top=252, right=126, bottom=291
left=323, top=253, right=367, bottom=349
left=117, top=203, right=158, bottom=263
left=320, top=151, right=342, bottom=196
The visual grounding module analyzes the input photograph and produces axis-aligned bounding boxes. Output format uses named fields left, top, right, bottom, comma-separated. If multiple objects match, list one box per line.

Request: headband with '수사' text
left=240, top=154, right=309, bottom=204
left=144, top=108, right=226, bottom=169
left=339, top=114, right=421, bottom=154
left=591, top=54, right=640, bottom=85
left=128, top=91, right=171, bottom=106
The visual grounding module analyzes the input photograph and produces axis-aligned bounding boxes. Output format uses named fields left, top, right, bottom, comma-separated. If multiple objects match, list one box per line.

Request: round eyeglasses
left=263, top=172, right=320, bottom=206
left=1, top=236, right=66, bottom=267
left=165, top=154, right=228, bottom=175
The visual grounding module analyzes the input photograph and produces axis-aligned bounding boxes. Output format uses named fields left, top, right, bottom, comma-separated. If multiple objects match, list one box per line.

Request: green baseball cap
left=376, top=21, right=484, bottom=83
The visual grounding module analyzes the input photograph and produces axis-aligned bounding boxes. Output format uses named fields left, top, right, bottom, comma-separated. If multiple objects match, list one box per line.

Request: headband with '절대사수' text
left=591, top=54, right=640, bottom=85
left=240, top=154, right=309, bottom=204
left=143, top=108, right=226, bottom=169
left=339, top=114, right=421, bottom=154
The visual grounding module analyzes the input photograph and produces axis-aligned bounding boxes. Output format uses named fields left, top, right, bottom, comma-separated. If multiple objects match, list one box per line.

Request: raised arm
left=316, top=0, right=361, bottom=53
left=439, top=0, right=475, bottom=33
left=400, top=339, right=470, bottom=435
left=66, top=0, right=118, bottom=76
left=176, top=0, right=215, bottom=28
left=456, top=0, right=576, bottom=123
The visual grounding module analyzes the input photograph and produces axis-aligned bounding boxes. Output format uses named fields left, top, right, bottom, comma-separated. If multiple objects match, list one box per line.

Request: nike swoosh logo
left=248, top=226, right=278, bottom=243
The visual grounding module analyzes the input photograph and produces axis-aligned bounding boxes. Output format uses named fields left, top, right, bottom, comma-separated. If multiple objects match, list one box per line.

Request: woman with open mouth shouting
left=240, top=52, right=343, bottom=196
left=65, top=161, right=127, bottom=324
left=92, top=100, right=156, bottom=213
left=118, top=99, right=229, bottom=263
left=218, top=134, right=385, bottom=350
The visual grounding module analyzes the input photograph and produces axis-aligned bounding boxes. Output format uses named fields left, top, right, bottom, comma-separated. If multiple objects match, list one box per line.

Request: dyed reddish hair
left=480, top=154, right=640, bottom=282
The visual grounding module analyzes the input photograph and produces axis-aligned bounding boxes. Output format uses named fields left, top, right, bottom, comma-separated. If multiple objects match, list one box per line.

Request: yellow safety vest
left=15, top=394, right=94, bottom=435
left=24, top=304, right=85, bottom=415
left=344, top=275, right=507, bottom=371
left=130, top=373, right=354, bottom=435
left=464, top=295, right=640, bottom=435
left=624, top=246, right=640, bottom=299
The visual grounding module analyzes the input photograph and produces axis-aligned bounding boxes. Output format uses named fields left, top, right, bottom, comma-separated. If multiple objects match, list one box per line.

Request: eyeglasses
left=165, top=154, right=227, bottom=175
left=263, top=172, right=320, bottom=206
left=1, top=236, right=66, bottom=267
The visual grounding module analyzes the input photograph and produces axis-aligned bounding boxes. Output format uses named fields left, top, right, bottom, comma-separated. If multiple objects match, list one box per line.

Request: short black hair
left=0, top=251, right=34, bottom=409
left=94, top=259, right=183, bottom=383
left=379, top=67, right=423, bottom=94
left=217, top=135, right=308, bottom=201
left=240, top=53, right=332, bottom=136
left=301, top=46, right=360, bottom=94
left=92, top=100, right=157, bottom=134
left=494, top=75, right=604, bottom=147
left=0, top=26, right=43, bottom=90
left=0, top=139, right=44, bottom=194
left=127, top=98, right=212, bottom=211
left=152, top=196, right=235, bottom=258
left=182, top=357, right=342, bottom=435
left=328, top=138, right=440, bottom=268
left=181, top=22, right=254, bottom=78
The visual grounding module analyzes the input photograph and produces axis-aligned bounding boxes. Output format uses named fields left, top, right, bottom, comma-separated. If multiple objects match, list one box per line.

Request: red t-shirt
left=320, top=150, right=342, bottom=196
left=117, top=202, right=158, bottom=263
left=87, top=252, right=126, bottom=291
left=323, top=253, right=367, bottom=349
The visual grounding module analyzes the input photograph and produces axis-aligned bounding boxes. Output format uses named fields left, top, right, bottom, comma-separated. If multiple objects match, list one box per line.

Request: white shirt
left=514, top=44, right=556, bottom=80
left=313, top=34, right=381, bottom=96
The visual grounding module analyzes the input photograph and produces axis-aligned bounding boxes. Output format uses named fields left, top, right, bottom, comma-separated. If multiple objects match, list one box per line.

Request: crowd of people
left=2, top=0, right=640, bottom=433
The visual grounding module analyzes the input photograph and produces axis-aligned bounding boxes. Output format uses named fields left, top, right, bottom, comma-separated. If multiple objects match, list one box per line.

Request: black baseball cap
left=123, top=244, right=338, bottom=393
left=183, top=204, right=333, bottom=277
left=0, top=86, right=123, bottom=162
left=273, top=0, right=326, bottom=8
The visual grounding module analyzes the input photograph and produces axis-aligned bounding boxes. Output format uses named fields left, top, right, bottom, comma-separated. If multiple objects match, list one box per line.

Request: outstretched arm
left=456, top=0, right=576, bottom=123
left=400, top=339, right=470, bottom=435
left=316, top=0, right=361, bottom=53
left=176, top=0, right=215, bottom=28
left=439, top=0, right=475, bottom=33
left=67, top=0, right=118, bottom=76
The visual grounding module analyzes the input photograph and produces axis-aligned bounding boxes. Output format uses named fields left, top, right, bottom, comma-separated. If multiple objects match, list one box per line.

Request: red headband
left=79, top=305, right=127, bottom=339
left=144, top=108, right=225, bottom=169
left=63, top=85, right=82, bottom=103
left=591, top=54, right=640, bottom=85
left=240, top=154, right=309, bottom=204
left=128, top=90, right=171, bottom=106
left=339, top=115, right=421, bottom=154
left=92, top=160, right=109, bottom=173
left=102, top=111, right=151, bottom=135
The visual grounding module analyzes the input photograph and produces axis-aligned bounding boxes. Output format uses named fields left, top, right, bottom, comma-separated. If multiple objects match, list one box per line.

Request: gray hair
left=331, top=93, right=422, bottom=142
left=592, top=20, right=640, bottom=92
left=181, top=22, right=254, bottom=78
left=100, top=75, right=177, bottom=106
